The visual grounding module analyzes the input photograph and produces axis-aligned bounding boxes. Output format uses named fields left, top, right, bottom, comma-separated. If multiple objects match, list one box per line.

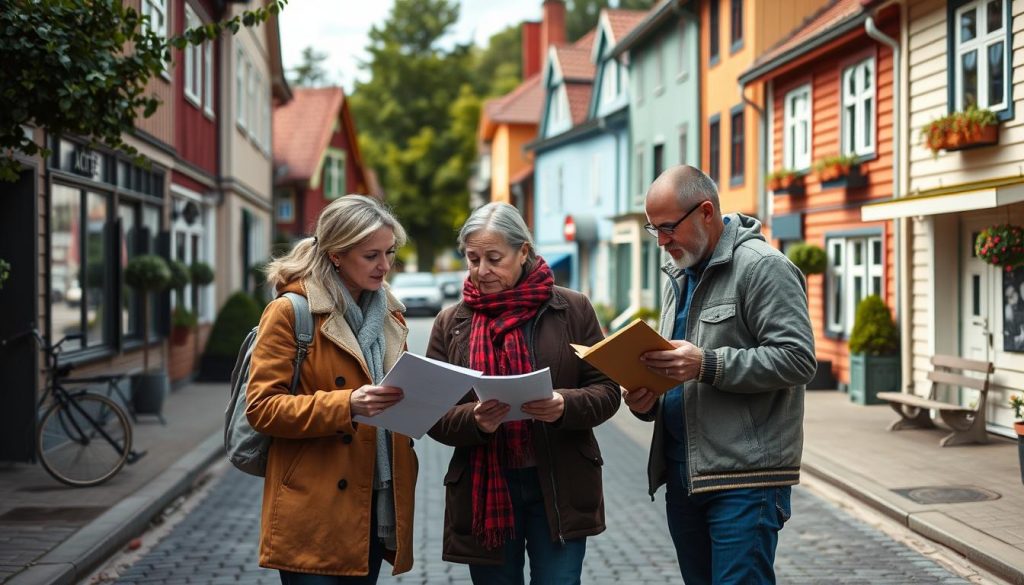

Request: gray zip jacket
left=636, top=213, right=816, bottom=496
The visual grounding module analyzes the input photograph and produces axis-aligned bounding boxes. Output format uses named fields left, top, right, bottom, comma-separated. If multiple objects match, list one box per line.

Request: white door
left=960, top=225, right=992, bottom=373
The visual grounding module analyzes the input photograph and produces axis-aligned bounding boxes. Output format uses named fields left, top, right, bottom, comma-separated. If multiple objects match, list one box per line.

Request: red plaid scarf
left=462, top=258, right=554, bottom=550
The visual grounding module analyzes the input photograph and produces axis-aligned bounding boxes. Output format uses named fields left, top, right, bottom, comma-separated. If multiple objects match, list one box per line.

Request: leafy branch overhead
left=0, top=0, right=288, bottom=182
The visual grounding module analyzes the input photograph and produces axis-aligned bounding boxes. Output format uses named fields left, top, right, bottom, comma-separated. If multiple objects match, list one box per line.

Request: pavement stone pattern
left=0, top=524, right=76, bottom=582
left=107, top=419, right=971, bottom=584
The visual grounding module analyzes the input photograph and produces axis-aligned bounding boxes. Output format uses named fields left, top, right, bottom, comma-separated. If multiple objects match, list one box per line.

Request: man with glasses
left=623, top=165, right=816, bottom=584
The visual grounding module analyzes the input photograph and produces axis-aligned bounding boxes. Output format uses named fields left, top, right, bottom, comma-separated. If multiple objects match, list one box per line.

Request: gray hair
left=457, top=202, right=537, bottom=269
left=265, top=194, right=407, bottom=310
left=652, top=165, right=722, bottom=214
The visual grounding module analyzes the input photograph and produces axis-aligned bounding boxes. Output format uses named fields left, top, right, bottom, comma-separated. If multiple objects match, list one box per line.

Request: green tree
left=349, top=0, right=477, bottom=271
left=0, top=0, right=288, bottom=181
left=566, top=0, right=656, bottom=42
left=289, top=45, right=329, bottom=87
left=473, top=25, right=522, bottom=97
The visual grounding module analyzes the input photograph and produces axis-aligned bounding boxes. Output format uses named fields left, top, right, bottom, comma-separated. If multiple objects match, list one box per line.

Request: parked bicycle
left=2, top=328, right=145, bottom=487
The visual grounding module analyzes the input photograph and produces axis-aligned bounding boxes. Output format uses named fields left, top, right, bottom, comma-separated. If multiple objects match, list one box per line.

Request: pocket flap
left=443, top=459, right=466, bottom=485
left=577, top=442, right=604, bottom=466
left=699, top=304, right=736, bottom=324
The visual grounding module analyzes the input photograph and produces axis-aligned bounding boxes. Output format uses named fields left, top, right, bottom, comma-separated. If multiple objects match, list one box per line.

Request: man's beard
left=669, top=227, right=710, bottom=270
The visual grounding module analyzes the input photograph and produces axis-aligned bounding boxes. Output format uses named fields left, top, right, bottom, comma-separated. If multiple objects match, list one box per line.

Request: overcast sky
left=279, top=1, right=542, bottom=92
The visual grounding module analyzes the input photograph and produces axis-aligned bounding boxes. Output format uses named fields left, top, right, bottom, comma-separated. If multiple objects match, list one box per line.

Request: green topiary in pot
left=124, top=254, right=171, bottom=372
left=786, top=242, right=827, bottom=276
left=167, top=260, right=190, bottom=305
left=848, top=295, right=899, bottom=356
left=199, top=291, right=263, bottom=381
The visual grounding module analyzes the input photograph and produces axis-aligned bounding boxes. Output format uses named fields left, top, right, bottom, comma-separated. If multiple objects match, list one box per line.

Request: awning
left=861, top=183, right=1024, bottom=221
left=543, top=251, right=572, bottom=270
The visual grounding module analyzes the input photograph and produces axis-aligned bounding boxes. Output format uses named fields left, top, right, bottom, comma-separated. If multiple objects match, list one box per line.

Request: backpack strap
left=282, top=292, right=314, bottom=395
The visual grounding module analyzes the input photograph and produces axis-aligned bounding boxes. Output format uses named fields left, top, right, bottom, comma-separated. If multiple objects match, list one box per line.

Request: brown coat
left=427, top=286, right=620, bottom=565
left=246, top=278, right=417, bottom=576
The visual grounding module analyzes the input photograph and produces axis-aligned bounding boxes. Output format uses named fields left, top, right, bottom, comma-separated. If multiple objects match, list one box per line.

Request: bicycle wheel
left=37, top=392, right=133, bottom=487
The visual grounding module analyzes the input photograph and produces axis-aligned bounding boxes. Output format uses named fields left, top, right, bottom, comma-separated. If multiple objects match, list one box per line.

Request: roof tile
left=272, top=87, right=345, bottom=183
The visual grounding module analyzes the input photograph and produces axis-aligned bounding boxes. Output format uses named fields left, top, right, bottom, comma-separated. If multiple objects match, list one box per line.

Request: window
left=323, top=150, right=346, bottom=199
left=547, top=85, right=570, bottom=133
left=262, top=82, right=271, bottom=150
left=183, top=5, right=202, bottom=106
left=141, top=0, right=168, bottom=75
left=247, top=67, right=257, bottom=136
left=276, top=195, right=294, bottom=222
left=590, top=154, right=601, bottom=205
left=203, top=41, right=214, bottom=117
left=841, top=58, right=875, bottom=156
left=954, top=0, right=1010, bottom=112
left=677, top=18, right=688, bottom=79
left=236, top=49, right=246, bottom=129
left=709, top=0, right=720, bottom=64
left=708, top=116, right=721, bottom=183
left=653, top=143, right=665, bottom=179
left=730, top=0, right=743, bottom=50
left=170, top=194, right=209, bottom=318
left=557, top=165, right=565, bottom=212
left=636, top=55, right=645, bottom=104
left=784, top=85, right=812, bottom=170
left=826, top=235, right=884, bottom=335
left=679, top=124, right=688, bottom=165
left=730, top=107, right=744, bottom=183
left=635, top=145, right=645, bottom=205
left=655, top=37, right=665, bottom=91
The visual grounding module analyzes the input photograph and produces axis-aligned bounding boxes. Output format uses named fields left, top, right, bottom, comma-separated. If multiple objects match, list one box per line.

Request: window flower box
left=922, top=106, right=999, bottom=155
left=815, top=154, right=866, bottom=190
left=767, top=169, right=806, bottom=196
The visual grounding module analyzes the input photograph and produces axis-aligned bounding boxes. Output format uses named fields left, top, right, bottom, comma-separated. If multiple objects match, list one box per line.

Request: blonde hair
left=265, top=195, right=407, bottom=309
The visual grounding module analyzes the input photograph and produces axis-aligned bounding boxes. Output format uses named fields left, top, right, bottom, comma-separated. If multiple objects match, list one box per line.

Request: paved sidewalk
left=0, top=382, right=227, bottom=585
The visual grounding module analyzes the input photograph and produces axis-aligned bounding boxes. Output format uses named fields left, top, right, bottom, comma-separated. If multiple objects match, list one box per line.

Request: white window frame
left=262, top=77, right=271, bottom=151
left=590, top=154, right=601, bottom=205
left=601, top=60, right=618, bottom=105
left=954, top=0, right=1010, bottom=112
left=183, top=5, right=202, bottom=107
left=635, top=55, right=645, bottom=105
left=142, top=0, right=169, bottom=77
left=169, top=188, right=209, bottom=317
left=841, top=58, right=875, bottom=157
left=546, top=85, right=570, bottom=135
left=236, top=49, right=247, bottom=130
left=324, top=150, right=346, bottom=199
left=655, top=37, right=665, bottom=92
left=784, top=84, right=812, bottom=171
left=677, top=17, right=689, bottom=81
left=826, top=235, right=884, bottom=335
left=247, top=66, right=257, bottom=139
left=203, top=40, right=214, bottom=117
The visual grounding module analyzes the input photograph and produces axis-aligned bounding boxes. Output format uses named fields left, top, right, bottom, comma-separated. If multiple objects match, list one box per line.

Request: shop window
left=826, top=235, right=884, bottom=336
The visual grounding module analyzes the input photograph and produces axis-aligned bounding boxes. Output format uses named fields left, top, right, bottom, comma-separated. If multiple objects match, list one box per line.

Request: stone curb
left=5, top=431, right=223, bottom=585
left=802, top=445, right=1024, bottom=585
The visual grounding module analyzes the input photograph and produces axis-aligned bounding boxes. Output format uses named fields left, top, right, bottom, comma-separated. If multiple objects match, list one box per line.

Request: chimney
left=541, top=0, right=567, bottom=52
left=522, top=21, right=541, bottom=79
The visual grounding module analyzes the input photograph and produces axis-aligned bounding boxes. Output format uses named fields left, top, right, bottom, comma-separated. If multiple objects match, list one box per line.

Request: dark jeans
left=468, top=467, right=587, bottom=585
left=664, top=461, right=792, bottom=585
left=279, top=494, right=386, bottom=585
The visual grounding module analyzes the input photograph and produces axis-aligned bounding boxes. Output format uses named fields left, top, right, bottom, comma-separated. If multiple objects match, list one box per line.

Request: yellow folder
left=571, top=318, right=679, bottom=396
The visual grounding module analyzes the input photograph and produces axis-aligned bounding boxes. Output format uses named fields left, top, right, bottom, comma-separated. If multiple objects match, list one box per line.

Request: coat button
left=341, top=433, right=353, bottom=444
left=337, top=479, right=348, bottom=490
left=335, top=376, right=346, bottom=387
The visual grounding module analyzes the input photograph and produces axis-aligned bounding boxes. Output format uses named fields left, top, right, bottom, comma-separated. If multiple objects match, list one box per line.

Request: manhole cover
left=0, top=506, right=105, bottom=523
left=892, top=486, right=1000, bottom=504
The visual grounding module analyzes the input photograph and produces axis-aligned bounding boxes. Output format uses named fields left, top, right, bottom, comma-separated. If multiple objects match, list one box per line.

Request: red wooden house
left=739, top=0, right=900, bottom=389
left=272, top=87, right=376, bottom=239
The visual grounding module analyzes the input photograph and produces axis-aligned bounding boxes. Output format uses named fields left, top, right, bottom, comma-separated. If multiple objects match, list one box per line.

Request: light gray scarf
left=340, top=284, right=397, bottom=551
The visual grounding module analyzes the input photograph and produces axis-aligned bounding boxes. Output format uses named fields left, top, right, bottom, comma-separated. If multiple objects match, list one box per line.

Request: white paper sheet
left=353, top=352, right=481, bottom=439
left=472, top=368, right=554, bottom=422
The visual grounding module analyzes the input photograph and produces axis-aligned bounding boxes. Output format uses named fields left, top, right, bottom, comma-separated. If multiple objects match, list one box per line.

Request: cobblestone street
left=102, top=416, right=976, bottom=585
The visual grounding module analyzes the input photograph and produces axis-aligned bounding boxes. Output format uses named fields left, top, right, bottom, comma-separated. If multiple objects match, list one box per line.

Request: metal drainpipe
left=865, top=14, right=908, bottom=388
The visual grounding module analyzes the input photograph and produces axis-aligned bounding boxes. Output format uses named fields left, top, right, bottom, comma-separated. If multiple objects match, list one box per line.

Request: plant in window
left=813, top=154, right=860, bottom=183
left=786, top=242, right=827, bottom=276
left=975, top=224, right=1024, bottom=271
left=766, top=169, right=804, bottom=193
left=920, top=105, right=998, bottom=155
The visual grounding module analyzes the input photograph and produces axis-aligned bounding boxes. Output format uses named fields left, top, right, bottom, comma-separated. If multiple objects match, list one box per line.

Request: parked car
left=436, top=271, right=466, bottom=300
left=390, top=272, right=443, bottom=316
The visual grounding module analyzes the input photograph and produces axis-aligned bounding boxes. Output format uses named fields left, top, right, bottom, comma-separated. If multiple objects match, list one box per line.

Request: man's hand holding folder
left=570, top=319, right=680, bottom=397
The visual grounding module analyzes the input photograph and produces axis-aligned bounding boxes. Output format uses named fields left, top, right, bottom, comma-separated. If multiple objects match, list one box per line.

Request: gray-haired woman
left=427, top=202, right=620, bottom=584
left=246, top=194, right=417, bottom=584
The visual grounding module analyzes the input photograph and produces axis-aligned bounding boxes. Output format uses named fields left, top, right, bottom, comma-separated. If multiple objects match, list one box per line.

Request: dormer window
left=547, top=85, right=570, bottom=134
left=601, top=60, right=619, bottom=104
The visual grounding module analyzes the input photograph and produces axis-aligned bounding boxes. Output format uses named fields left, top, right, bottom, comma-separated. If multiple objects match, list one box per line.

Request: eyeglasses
left=643, top=200, right=707, bottom=237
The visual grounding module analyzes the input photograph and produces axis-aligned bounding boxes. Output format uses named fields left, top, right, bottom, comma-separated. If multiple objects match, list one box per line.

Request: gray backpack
left=225, top=292, right=313, bottom=477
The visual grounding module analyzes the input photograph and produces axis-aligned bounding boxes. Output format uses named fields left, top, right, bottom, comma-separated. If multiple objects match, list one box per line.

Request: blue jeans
left=279, top=495, right=385, bottom=585
left=468, top=467, right=587, bottom=585
left=664, top=461, right=792, bottom=585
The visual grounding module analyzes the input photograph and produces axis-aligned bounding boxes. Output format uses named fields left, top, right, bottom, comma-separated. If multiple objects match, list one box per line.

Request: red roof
left=480, top=74, right=545, bottom=137
left=553, top=45, right=595, bottom=81
left=603, top=9, right=647, bottom=45
left=273, top=87, right=345, bottom=183
left=750, top=0, right=866, bottom=72
left=565, top=84, right=592, bottom=126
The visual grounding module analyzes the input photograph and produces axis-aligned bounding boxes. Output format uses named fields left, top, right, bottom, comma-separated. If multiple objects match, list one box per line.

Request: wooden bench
left=876, top=354, right=994, bottom=447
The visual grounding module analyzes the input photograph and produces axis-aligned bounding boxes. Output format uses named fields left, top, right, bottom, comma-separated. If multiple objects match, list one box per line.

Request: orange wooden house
left=739, top=0, right=900, bottom=389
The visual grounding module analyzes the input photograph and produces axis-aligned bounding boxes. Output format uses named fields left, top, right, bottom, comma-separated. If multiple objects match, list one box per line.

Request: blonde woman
left=246, top=195, right=416, bottom=584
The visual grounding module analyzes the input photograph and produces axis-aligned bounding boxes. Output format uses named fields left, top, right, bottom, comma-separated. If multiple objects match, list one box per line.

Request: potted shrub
left=921, top=105, right=998, bottom=155
left=786, top=242, right=835, bottom=390
left=814, top=153, right=866, bottom=189
left=124, top=254, right=172, bottom=418
left=767, top=169, right=806, bottom=196
left=167, top=260, right=191, bottom=346
left=975, top=225, right=1024, bottom=272
left=189, top=261, right=215, bottom=362
left=847, top=295, right=900, bottom=405
left=1011, top=394, right=1024, bottom=485
left=198, top=291, right=263, bottom=381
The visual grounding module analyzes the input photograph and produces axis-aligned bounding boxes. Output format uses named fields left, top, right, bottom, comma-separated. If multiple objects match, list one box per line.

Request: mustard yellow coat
left=246, top=278, right=417, bottom=576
